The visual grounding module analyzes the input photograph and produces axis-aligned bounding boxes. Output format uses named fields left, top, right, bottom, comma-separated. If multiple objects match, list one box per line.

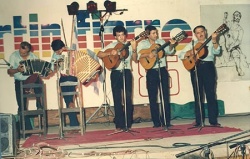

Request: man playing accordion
left=7, top=41, right=43, bottom=135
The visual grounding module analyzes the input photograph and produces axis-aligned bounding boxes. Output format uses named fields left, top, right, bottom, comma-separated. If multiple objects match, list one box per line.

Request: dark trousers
left=59, top=75, right=79, bottom=126
left=15, top=76, right=42, bottom=131
left=190, top=61, right=218, bottom=125
left=146, top=67, right=171, bottom=127
left=111, top=69, right=133, bottom=129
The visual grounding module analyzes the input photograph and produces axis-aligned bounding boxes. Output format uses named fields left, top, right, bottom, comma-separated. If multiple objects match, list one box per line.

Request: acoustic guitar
left=102, top=31, right=148, bottom=69
left=182, top=23, right=229, bottom=71
left=139, top=31, right=187, bottom=70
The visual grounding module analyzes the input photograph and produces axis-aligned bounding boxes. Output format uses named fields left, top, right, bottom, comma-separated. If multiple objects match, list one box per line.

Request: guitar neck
left=157, top=41, right=170, bottom=53
left=196, top=36, right=212, bottom=52
left=120, top=42, right=131, bottom=52
left=120, top=34, right=143, bottom=52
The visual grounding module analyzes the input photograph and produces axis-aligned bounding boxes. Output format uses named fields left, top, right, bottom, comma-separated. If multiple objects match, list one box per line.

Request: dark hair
left=145, top=25, right=157, bottom=35
left=20, top=41, right=32, bottom=52
left=51, top=39, right=65, bottom=51
left=193, top=25, right=206, bottom=33
left=113, top=25, right=127, bottom=36
left=233, top=11, right=241, bottom=18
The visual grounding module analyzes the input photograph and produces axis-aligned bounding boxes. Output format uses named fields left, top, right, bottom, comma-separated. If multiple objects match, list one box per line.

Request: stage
left=15, top=114, right=250, bottom=159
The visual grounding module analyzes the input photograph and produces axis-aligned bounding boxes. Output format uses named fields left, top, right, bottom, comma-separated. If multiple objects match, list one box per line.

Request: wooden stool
left=19, top=81, right=47, bottom=139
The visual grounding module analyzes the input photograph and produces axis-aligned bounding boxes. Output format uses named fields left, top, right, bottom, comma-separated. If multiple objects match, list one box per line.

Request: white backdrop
left=0, top=0, right=249, bottom=115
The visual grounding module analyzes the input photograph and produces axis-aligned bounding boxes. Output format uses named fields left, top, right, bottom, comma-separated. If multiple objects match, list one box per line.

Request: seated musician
left=7, top=41, right=43, bottom=133
left=50, top=39, right=79, bottom=127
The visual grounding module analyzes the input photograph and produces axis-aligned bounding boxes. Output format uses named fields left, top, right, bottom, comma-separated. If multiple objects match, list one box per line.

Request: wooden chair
left=19, top=81, right=47, bottom=139
left=57, top=79, right=86, bottom=138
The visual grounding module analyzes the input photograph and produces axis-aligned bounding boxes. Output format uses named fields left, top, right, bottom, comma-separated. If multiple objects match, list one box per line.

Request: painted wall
left=0, top=0, right=249, bottom=115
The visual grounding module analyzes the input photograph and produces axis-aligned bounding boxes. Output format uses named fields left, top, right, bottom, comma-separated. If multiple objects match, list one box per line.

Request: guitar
left=182, top=23, right=229, bottom=71
left=102, top=31, right=148, bottom=69
left=139, top=31, right=187, bottom=70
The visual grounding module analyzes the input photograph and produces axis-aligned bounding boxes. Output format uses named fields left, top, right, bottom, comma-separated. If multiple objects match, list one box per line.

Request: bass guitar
left=102, top=31, right=148, bottom=69
left=139, top=31, right=187, bottom=70
left=182, top=23, right=229, bottom=71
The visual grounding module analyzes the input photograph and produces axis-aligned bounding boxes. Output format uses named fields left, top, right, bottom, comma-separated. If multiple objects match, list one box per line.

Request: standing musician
left=178, top=25, right=221, bottom=127
left=97, top=25, right=137, bottom=132
left=7, top=41, right=43, bottom=135
left=50, top=39, right=79, bottom=127
left=137, top=25, right=176, bottom=128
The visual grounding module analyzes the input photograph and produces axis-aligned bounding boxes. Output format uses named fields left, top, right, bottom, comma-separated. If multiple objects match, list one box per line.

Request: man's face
left=19, top=46, right=30, bottom=57
left=194, top=27, right=207, bottom=42
left=233, top=12, right=241, bottom=23
left=55, top=47, right=66, bottom=55
left=115, top=32, right=126, bottom=43
left=148, top=30, right=158, bottom=41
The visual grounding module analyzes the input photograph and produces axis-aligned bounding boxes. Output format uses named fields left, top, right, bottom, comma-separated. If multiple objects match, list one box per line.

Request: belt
left=151, top=66, right=165, bottom=70
left=199, top=61, right=213, bottom=64
left=112, top=69, right=130, bottom=72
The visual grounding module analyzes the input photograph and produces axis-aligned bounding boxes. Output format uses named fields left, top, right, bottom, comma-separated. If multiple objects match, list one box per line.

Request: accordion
left=60, top=50, right=102, bottom=85
left=20, top=59, right=52, bottom=77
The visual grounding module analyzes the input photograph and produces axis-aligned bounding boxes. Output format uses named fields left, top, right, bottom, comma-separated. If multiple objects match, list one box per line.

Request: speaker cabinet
left=0, top=114, right=17, bottom=157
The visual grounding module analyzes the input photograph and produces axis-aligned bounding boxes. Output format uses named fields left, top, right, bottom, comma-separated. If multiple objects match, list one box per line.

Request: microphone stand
left=107, top=56, right=139, bottom=136
left=149, top=52, right=179, bottom=133
left=228, top=139, right=250, bottom=159
left=157, top=55, right=168, bottom=131
left=86, top=13, right=114, bottom=124
left=176, top=129, right=250, bottom=158
left=187, top=40, right=204, bottom=131
left=86, top=9, right=128, bottom=123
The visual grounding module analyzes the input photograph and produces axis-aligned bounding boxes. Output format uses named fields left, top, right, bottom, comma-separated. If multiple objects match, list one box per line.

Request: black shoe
left=153, top=125, right=161, bottom=128
left=166, top=124, right=173, bottom=128
left=210, top=123, right=221, bottom=127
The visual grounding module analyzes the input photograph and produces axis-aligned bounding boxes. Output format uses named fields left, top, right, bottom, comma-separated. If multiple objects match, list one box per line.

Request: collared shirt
left=8, top=51, right=38, bottom=81
left=137, top=39, right=175, bottom=69
left=178, top=40, right=221, bottom=62
left=50, top=52, right=63, bottom=71
left=100, top=41, right=133, bottom=71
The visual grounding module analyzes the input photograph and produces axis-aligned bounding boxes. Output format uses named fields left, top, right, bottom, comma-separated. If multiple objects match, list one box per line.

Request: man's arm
left=130, top=39, right=138, bottom=63
left=7, top=65, right=23, bottom=76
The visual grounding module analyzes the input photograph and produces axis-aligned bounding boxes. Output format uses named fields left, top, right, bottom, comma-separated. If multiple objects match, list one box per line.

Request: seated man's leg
left=24, top=74, right=44, bottom=109
left=60, top=76, right=79, bottom=126
left=15, top=80, right=33, bottom=131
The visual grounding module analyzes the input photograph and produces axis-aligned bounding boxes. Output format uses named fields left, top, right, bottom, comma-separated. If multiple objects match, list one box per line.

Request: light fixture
left=104, top=0, right=116, bottom=12
left=87, top=1, right=98, bottom=13
left=67, top=2, right=79, bottom=15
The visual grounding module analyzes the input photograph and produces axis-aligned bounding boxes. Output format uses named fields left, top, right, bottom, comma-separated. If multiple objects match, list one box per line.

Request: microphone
left=229, top=139, right=250, bottom=149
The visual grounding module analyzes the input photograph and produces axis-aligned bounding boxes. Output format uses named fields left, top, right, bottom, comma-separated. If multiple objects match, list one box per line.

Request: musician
left=97, top=25, right=137, bottom=131
left=178, top=25, right=221, bottom=127
left=50, top=39, right=79, bottom=127
left=137, top=25, right=176, bottom=128
left=7, top=41, right=43, bottom=133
